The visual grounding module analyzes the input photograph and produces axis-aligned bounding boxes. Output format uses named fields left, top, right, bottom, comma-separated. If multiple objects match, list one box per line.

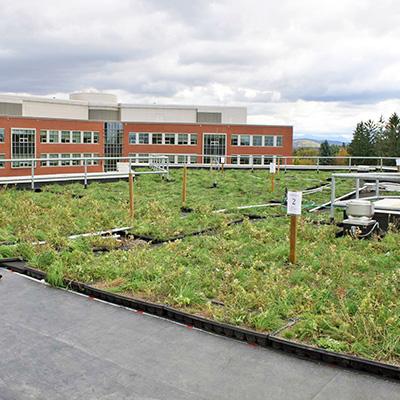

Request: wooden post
left=271, top=173, right=275, bottom=192
left=221, top=162, right=224, bottom=173
left=277, top=157, right=280, bottom=173
left=289, top=215, right=297, bottom=264
left=129, top=172, right=134, bottom=218
left=182, top=165, right=187, bottom=208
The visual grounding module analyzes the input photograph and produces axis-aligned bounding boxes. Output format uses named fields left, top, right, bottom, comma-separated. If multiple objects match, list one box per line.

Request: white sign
left=396, top=158, right=400, bottom=166
left=269, top=162, right=276, bottom=174
left=220, top=156, right=225, bottom=164
left=287, top=191, right=302, bottom=215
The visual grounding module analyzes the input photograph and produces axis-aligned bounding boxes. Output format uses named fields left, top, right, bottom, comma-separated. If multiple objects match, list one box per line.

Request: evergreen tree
left=381, top=113, right=400, bottom=158
left=319, top=140, right=332, bottom=165
left=349, top=122, right=375, bottom=164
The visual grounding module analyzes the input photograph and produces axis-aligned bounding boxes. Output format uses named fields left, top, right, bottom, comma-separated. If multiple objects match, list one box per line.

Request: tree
left=380, top=113, right=400, bottom=159
left=349, top=122, right=375, bottom=164
left=319, top=140, right=332, bottom=165
left=335, top=146, right=349, bottom=165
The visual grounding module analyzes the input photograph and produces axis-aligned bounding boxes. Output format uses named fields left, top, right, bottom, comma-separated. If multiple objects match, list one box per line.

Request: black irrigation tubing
left=0, top=258, right=399, bottom=381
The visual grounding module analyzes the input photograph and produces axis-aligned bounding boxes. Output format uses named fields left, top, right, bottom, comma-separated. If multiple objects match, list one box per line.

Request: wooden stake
left=129, top=172, right=134, bottom=218
left=221, top=162, right=224, bottom=173
left=277, top=158, right=280, bottom=173
left=182, top=165, right=187, bottom=208
left=271, top=173, right=275, bottom=192
left=289, top=215, right=297, bottom=264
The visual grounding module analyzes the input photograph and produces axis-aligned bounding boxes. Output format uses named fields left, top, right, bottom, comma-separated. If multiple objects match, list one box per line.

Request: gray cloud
left=0, top=0, right=400, bottom=136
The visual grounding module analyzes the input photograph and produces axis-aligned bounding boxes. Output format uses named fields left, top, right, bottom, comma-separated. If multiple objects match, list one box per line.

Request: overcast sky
left=1, top=0, right=400, bottom=139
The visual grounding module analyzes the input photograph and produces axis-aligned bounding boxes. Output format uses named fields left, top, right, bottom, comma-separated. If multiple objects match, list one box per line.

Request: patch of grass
left=0, top=169, right=399, bottom=364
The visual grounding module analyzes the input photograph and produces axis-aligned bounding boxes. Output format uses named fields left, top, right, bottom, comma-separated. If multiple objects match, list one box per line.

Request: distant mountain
left=293, top=138, right=347, bottom=149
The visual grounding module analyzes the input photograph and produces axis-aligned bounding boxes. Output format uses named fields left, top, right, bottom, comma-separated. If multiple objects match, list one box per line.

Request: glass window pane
left=129, top=132, right=137, bottom=144
left=40, top=130, right=47, bottom=143
left=190, top=155, right=197, bottom=163
left=83, top=132, right=92, bottom=143
left=0, top=154, right=4, bottom=168
left=190, top=134, right=197, bottom=145
left=93, top=132, right=99, bottom=144
left=138, top=133, right=149, bottom=144
left=165, top=134, right=175, bottom=144
left=253, top=156, right=262, bottom=165
left=230, top=155, right=238, bottom=164
left=61, top=153, right=71, bottom=166
left=72, top=153, right=81, bottom=166
left=240, top=135, right=250, bottom=146
left=252, top=135, right=262, bottom=146
left=240, top=155, right=250, bottom=164
left=49, top=130, right=59, bottom=143
left=49, top=154, right=59, bottom=166
left=152, top=133, right=162, bottom=144
left=72, top=131, right=81, bottom=143
left=178, top=134, right=188, bottom=145
left=61, top=131, right=71, bottom=143
left=264, top=136, right=274, bottom=146
left=276, top=136, right=283, bottom=146
left=231, top=135, right=238, bottom=145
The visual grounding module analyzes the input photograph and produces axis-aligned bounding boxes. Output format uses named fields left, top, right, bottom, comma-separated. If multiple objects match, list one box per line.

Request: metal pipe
left=375, top=179, right=380, bottom=197
left=330, top=176, right=336, bottom=220
left=356, top=178, right=360, bottom=199
left=84, top=159, right=88, bottom=189
left=31, top=161, right=35, bottom=191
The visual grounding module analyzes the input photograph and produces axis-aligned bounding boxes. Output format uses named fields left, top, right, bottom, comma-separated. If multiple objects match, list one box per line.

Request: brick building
left=0, top=92, right=292, bottom=176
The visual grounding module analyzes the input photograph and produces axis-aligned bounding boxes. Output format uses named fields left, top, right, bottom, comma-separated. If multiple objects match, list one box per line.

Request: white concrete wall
left=197, top=106, right=247, bottom=124
left=22, top=100, right=88, bottom=120
left=120, top=106, right=197, bottom=123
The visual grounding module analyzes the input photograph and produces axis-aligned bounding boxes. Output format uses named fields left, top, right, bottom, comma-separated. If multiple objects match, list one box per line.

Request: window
left=252, top=135, right=262, bottom=146
left=129, top=132, right=137, bottom=144
left=276, top=136, right=283, bottom=146
left=178, top=134, right=188, bottom=145
left=83, top=131, right=92, bottom=143
left=40, top=154, right=48, bottom=167
left=40, top=130, right=47, bottom=143
left=240, top=135, right=250, bottom=146
left=177, top=155, right=187, bottom=163
left=92, top=153, right=99, bottom=165
left=264, top=136, right=274, bottom=146
left=240, top=155, right=250, bottom=164
left=83, top=153, right=92, bottom=165
left=49, top=154, right=59, bottom=167
left=190, top=155, right=197, bottom=163
left=72, top=131, right=81, bottom=144
left=167, top=154, right=175, bottom=163
left=61, top=153, right=71, bottom=166
left=49, top=130, right=59, bottom=143
left=190, top=134, right=197, bottom=145
left=93, top=132, right=99, bottom=144
left=0, top=128, right=4, bottom=143
left=230, top=155, right=238, bottom=164
left=11, top=128, right=36, bottom=168
left=253, top=156, right=262, bottom=165
left=152, top=133, right=162, bottom=144
left=61, top=131, right=71, bottom=143
left=138, top=153, right=149, bottom=163
left=164, top=134, right=175, bottom=144
left=231, top=135, right=238, bottom=145
left=72, top=153, right=81, bottom=166
left=0, top=154, right=4, bottom=168
left=138, top=133, right=149, bottom=144
left=264, top=157, right=273, bottom=165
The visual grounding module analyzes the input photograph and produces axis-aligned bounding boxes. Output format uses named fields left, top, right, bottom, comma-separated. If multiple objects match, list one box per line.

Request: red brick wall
left=123, top=122, right=293, bottom=162
left=0, top=116, right=104, bottom=176
left=0, top=117, right=293, bottom=177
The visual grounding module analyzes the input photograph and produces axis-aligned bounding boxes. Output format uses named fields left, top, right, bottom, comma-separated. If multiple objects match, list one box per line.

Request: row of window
left=231, top=134, right=283, bottom=147
left=128, top=132, right=198, bottom=145
left=40, top=130, right=100, bottom=144
left=230, top=155, right=276, bottom=165
left=40, top=153, right=100, bottom=167
left=128, top=153, right=198, bottom=164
